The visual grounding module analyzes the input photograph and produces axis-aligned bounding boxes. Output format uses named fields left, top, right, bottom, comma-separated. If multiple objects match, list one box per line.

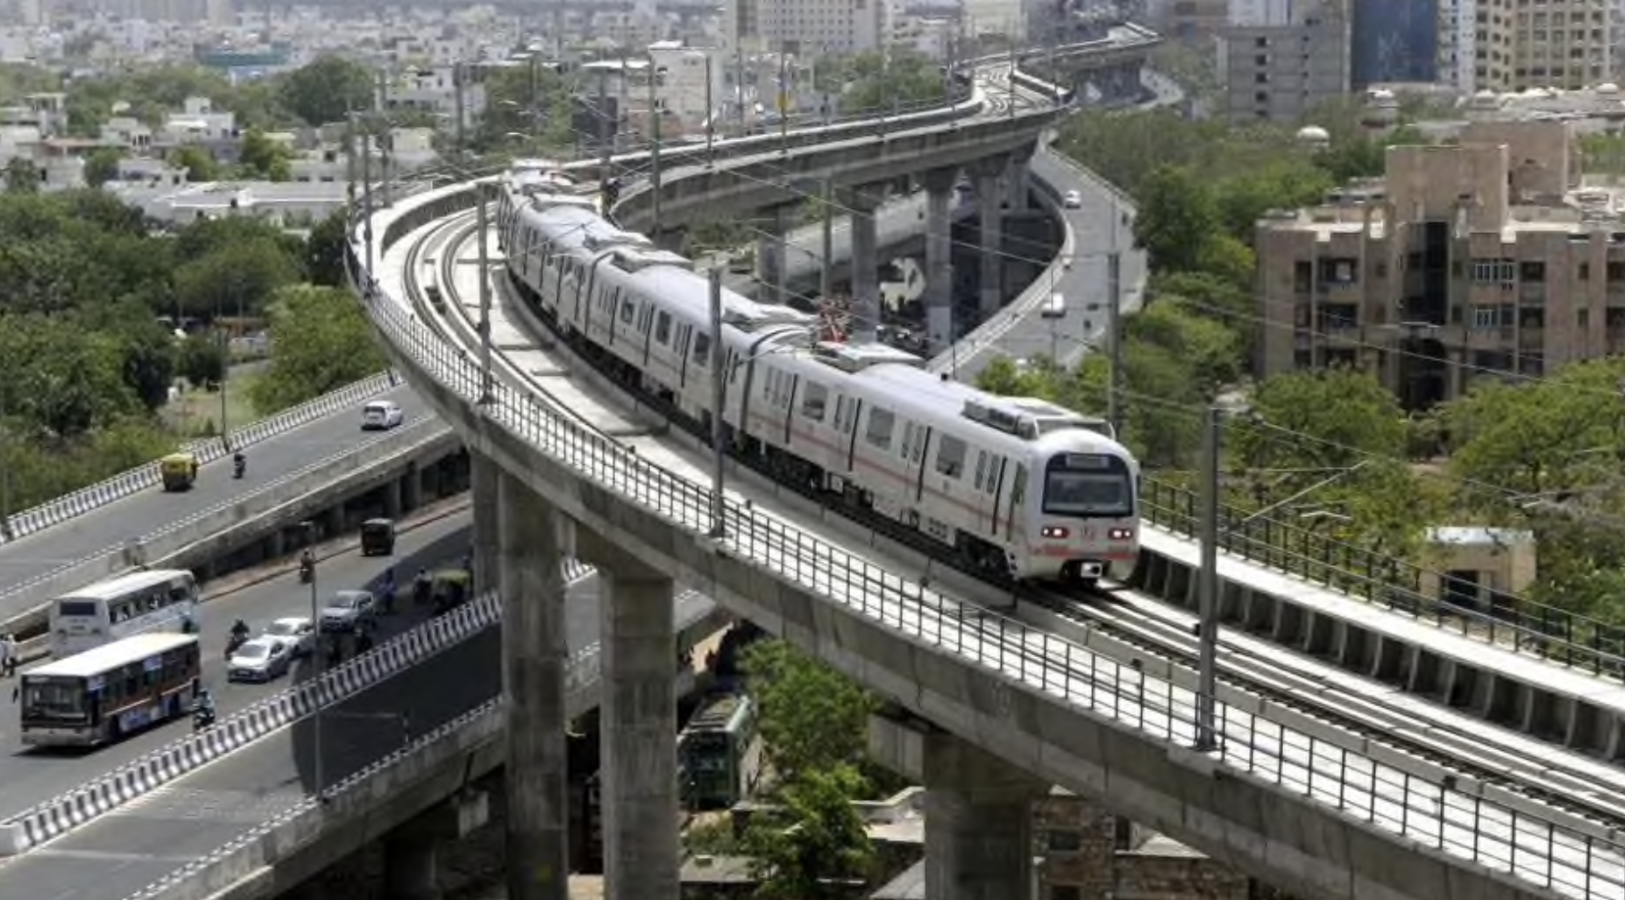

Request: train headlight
left=1040, top=525, right=1069, bottom=539
left=1109, top=528, right=1134, bottom=541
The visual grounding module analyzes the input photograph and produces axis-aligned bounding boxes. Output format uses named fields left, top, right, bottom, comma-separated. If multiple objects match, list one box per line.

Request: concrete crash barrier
left=0, top=419, right=456, bottom=649
left=0, top=372, right=399, bottom=546
left=0, top=590, right=507, bottom=858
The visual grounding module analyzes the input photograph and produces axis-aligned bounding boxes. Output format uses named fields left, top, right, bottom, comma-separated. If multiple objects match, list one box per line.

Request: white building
left=647, top=41, right=725, bottom=129
left=382, top=63, right=490, bottom=125
left=1436, top=0, right=1475, bottom=93
left=722, top=0, right=889, bottom=57
left=157, top=97, right=237, bottom=145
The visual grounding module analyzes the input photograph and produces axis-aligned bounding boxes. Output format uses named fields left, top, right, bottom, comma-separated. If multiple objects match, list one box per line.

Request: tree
left=4, top=157, right=40, bottom=194
left=476, top=63, right=576, bottom=152
left=1133, top=166, right=1218, bottom=273
left=278, top=56, right=374, bottom=127
left=238, top=128, right=292, bottom=181
left=170, top=146, right=219, bottom=182
left=0, top=314, right=145, bottom=439
left=84, top=148, right=122, bottom=188
left=306, top=209, right=351, bottom=287
left=176, top=332, right=226, bottom=388
left=741, top=640, right=876, bottom=782
left=744, top=765, right=875, bottom=900
left=1234, top=368, right=1408, bottom=473
left=830, top=50, right=947, bottom=114
left=249, top=284, right=385, bottom=412
left=172, top=241, right=303, bottom=319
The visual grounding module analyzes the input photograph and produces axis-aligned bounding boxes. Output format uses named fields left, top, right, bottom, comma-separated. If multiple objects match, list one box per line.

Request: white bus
left=20, top=632, right=202, bottom=747
left=49, top=569, right=201, bottom=658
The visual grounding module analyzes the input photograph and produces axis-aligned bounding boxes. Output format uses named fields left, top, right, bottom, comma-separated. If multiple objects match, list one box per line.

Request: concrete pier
left=587, top=537, right=679, bottom=900
left=923, top=166, right=959, bottom=354
left=846, top=185, right=885, bottom=344
left=384, top=820, right=442, bottom=900
left=497, top=472, right=571, bottom=900
left=973, top=155, right=1008, bottom=319
left=754, top=203, right=795, bottom=307
left=471, top=455, right=500, bottom=593
left=924, top=732, right=1045, bottom=900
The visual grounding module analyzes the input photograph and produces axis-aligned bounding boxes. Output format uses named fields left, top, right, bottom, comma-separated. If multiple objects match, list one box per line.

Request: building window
left=1580, top=262, right=1590, bottom=281
left=1519, top=261, right=1546, bottom=282
left=1047, top=829, right=1082, bottom=852
left=1049, top=888, right=1082, bottom=900
left=1319, top=258, right=1358, bottom=285
left=1471, top=305, right=1501, bottom=329
left=1471, top=259, right=1516, bottom=284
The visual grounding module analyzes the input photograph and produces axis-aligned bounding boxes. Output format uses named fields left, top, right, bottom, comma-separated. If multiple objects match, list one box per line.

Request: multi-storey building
left=1437, top=0, right=1476, bottom=91
left=720, top=0, right=887, bottom=56
left=1253, top=120, right=1617, bottom=410
left=1470, top=0, right=1615, bottom=91
left=1216, top=0, right=1351, bottom=121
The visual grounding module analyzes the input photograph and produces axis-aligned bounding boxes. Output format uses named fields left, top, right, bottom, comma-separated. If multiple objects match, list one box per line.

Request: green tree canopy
left=278, top=55, right=374, bottom=127
left=741, top=640, right=876, bottom=782
left=249, top=284, right=385, bottom=412
left=1235, top=368, right=1408, bottom=473
left=172, top=240, right=304, bottom=319
left=821, top=50, right=947, bottom=113
left=306, top=209, right=351, bottom=287
left=744, top=765, right=875, bottom=900
left=0, top=313, right=147, bottom=439
left=476, top=62, right=575, bottom=153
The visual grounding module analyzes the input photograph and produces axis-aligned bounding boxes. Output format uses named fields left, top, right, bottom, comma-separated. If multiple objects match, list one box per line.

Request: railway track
left=393, top=211, right=1625, bottom=847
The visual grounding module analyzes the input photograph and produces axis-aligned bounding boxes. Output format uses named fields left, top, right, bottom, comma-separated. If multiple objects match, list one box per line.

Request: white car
left=361, top=400, right=404, bottom=430
left=227, top=637, right=293, bottom=683
left=261, top=616, right=316, bottom=658
left=320, top=590, right=378, bottom=633
left=1062, top=190, right=1083, bottom=209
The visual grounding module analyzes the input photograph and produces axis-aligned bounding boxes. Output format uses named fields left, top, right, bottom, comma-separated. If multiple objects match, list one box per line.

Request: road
left=0, top=510, right=512, bottom=821
left=0, top=559, right=715, bottom=900
left=0, top=386, right=434, bottom=624
left=945, top=150, right=1148, bottom=381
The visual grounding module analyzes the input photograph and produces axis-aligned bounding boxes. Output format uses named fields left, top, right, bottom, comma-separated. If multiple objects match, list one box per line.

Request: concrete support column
left=924, top=733, right=1045, bottom=900
left=265, top=529, right=285, bottom=560
left=381, top=476, right=403, bottom=519
left=471, top=454, right=500, bottom=594
left=973, top=155, right=1009, bottom=320
left=1006, top=149, right=1034, bottom=211
left=401, top=464, right=423, bottom=510
left=384, top=824, right=442, bottom=900
left=754, top=203, right=795, bottom=307
left=844, top=185, right=885, bottom=344
left=497, top=472, right=571, bottom=900
left=583, top=533, right=679, bottom=900
left=923, top=166, right=959, bottom=354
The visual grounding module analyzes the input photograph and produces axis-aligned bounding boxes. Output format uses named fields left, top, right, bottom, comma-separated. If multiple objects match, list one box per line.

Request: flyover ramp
left=0, top=382, right=435, bottom=631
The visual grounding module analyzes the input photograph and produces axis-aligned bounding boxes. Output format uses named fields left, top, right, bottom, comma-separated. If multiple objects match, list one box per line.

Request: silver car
left=262, top=616, right=315, bottom=657
left=320, top=590, right=377, bottom=633
left=228, top=637, right=293, bottom=683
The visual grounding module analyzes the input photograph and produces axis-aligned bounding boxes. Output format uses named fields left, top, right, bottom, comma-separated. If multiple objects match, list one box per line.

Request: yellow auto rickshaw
left=160, top=452, right=199, bottom=492
left=429, top=567, right=471, bottom=614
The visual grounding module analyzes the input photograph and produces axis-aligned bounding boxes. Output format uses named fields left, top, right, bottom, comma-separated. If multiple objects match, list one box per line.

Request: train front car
left=1019, top=430, right=1140, bottom=583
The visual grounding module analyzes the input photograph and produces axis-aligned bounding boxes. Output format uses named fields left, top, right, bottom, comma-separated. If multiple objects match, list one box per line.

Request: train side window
left=901, top=422, right=914, bottom=459
left=974, top=451, right=988, bottom=490
left=656, top=312, right=672, bottom=344
left=620, top=298, right=636, bottom=324
left=986, top=457, right=1000, bottom=494
left=693, top=333, right=711, bottom=365
left=833, top=396, right=846, bottom=430
left=802, top=382, right=829, bottom=421
left=866, top=407, right=895, bottom=450
left=936, top=435, right=967, bottom=478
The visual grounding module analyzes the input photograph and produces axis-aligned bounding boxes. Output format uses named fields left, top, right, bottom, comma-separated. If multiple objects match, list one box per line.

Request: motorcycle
left=232, top=455, right=246, bottom=479
left=224, top=631, right=249, bottom=660
left=298, top=559, right=314, bottom=584
left=193, top=706, right=216, bottom=731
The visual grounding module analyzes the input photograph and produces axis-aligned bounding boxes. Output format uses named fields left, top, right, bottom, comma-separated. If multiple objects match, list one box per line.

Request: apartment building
left=1253, top=120, right=1618, bottom=410
left=720, top=0, right=887, bottom=56
left=1471, top=0, right=1617, bottom=91
left=1216, top=0, right=1351, bottom=121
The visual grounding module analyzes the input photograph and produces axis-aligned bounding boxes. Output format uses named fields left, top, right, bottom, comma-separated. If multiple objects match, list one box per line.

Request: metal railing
left=349, top=201, right=1625, bottom=898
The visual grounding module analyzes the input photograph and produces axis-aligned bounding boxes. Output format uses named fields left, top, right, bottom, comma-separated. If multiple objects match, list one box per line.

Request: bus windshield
left=22, top=679, right=84, bottom=719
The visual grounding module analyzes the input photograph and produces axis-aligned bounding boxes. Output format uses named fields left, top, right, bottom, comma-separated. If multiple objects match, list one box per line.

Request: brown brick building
left=1252, top=119, right=1622, bottom=410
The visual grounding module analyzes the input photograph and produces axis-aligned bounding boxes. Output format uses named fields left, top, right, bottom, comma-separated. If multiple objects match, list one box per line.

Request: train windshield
left=1043, top=453, right=1134, bottom=517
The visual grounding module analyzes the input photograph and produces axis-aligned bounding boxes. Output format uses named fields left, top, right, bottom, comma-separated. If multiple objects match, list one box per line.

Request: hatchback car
left=227, top=637, right=293, bottom=682
left=361, top=400, right=404, bottom=431
left=1062, top=190, right=1083, bottom=208
left=261, top=616, right=316, bottom=658
left=320, top=590, right=377, bottom=633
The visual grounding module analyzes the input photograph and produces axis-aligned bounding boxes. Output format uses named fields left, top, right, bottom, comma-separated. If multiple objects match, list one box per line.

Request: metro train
left=495, top=173, right=1140, bottom=583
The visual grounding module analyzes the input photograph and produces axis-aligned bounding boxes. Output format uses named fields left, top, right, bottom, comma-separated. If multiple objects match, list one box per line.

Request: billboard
left=1352, top=0, right=1439, bottom=88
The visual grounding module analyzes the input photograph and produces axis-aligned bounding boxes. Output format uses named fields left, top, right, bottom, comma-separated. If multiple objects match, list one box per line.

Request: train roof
left=855, top=364, right=1119, bottom=446
left=683, top=692, right=753, bottom=733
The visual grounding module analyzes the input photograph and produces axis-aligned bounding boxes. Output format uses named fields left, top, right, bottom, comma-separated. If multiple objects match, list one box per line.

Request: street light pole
left=709, top=267, right=726, bottom=538
left=649, top=58, right=662, bottom=231
left=477, top=183, right=494, bottom=405
left=361, top=128, right=374, bottom=271
left=1194, top=406, right=1222, bottom=752
left=819, top=178, right=833, bottom=303
left=303, top=520, right=327, bottom=800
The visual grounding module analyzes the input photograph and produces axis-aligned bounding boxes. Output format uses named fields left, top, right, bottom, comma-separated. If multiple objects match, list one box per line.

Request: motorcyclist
left=230, top=619, right=250, bottom=641
left=299, top=549, right=315, bottom=581
left=193, top=689, right=216, bottom=717
left=232, top=451, right=246, bottom=477
left=412, top=568, right=431, bottom=608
